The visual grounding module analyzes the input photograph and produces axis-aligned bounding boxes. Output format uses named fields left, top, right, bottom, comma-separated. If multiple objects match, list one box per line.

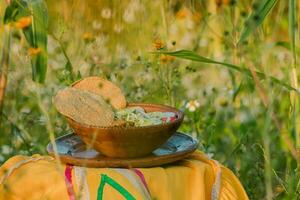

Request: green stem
left=35, top=83, right=63, bottom=172
left=263, top=108, right=273, bottom=200
left=50, top=34, right=74, bottom=81
left=0, top=25, right=11, bottom=124
left=289, top=0, right=299, bottom=148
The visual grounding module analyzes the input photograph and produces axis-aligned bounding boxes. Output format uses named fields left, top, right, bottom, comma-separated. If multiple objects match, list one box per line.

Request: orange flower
left=83, top=32, right=94, bottom=42
left=153, top=39, right=165, bottom=50
left=28, top=48, right=42, bottom=56
left=215, top=0, right=222, bottom=7
left=193, top=12, right=201, bottom=23
left=216, top=0, right=232, bottom=7
left=160, top=55, right=175, bottom=64
left=176, top=7, right=190, bottom=19
left=222, top=0, right=231, bottom=5
left=15, top=17, right=32, bottom=29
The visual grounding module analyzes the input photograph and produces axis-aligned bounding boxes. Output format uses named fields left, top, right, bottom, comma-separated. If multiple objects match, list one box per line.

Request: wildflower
left=1, top=145, right=12, bottom=155
left=28, top=47, right=42, bottom=56
left=219, top=98, right=228, bottom=107
left=274, top=185, right=285, bottom=196
left=114, top=24, right=123, bottom=33
left=176, top=7, right=189, bottom=19
left=160, top=55, right=168, bottom=64
left=14, top=16, right=32, bottom=29
left=199, top=39, right=208, bottom=47
left=92, top=20, right=102, bottom=30
left=215, top=0, right=222, bottom=7
left=83, top=32, right=95, bottom=42
left=153, top=39, right=165, bottom=50
left=193, top=12, right=201, bottom=23
left=206, top=152, right=214, bottom=159
left=186, top=100, right=200, bottom=112
left=101, top=8, right=112, bottom=19
left=123, top=9, right=135, bottom=23
left=186, top=19, right=195, bottom=29
left=160, top=55, right=175, bottom=64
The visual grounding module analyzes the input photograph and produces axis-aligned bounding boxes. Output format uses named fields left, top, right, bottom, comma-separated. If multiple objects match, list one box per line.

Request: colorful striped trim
left=112, top=168, right=151, bottom=200
left=132, top=168, right=151, bottom=195
left=97, top=174, right=136, bottom=200
left=74, top=167, right=90, bottom=200
left=64, top=165, right=76, bottom=200
left=211, top=160, right=222, bottom=200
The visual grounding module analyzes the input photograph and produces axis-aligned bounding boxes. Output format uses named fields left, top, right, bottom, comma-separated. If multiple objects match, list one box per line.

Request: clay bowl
left=66, top=103, right=184, bottom=158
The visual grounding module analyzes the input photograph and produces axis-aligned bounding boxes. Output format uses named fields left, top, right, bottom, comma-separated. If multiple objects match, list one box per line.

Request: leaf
left=3, top=0, right=48, bottom=83
left=0, top=27, right=11, bottom=113
left=51, top=34, right=74, bottom=81
left=25, top=0, right=48, bottom=83
left=154, top=50, right=297, bottom=92
left=239, top=0, right=278, bottom=44
left=289, top=0, right=297, bottom=64
left=275, top=41, right=290, bottom=49
left=76, top=70, right=82, bottom=80
left=3, top=2, right=19, bottom=24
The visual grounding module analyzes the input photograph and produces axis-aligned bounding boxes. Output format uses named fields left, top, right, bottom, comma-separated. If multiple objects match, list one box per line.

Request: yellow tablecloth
left=0, top=151, right=248, bottom=200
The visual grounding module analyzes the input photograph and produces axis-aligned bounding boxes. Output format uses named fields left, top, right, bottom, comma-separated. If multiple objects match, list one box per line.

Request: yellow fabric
left=0, top=151, right=248, bottom=200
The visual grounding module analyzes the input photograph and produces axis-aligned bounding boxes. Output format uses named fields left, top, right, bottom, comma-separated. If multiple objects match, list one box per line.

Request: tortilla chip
left=72, top=76, right=127, bottom=109
left=54, top=88, right=114, bottom=126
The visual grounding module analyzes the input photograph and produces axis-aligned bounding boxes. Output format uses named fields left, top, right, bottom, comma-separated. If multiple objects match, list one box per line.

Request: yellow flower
left=160, top=55, right=175, bottom=64
left=193, top=12, right=201, bottom=23
left=113, top=24, right=123, bottom=33
left=176, top=7, right=190, bottom=19
left=219, top=98, right=228, bottom=107
left=83, top=32, right=94, bottom=42
left=14, top=17, right=32, bottom=29
left=153, top=39, right=164, bottom=50
left=186, top=100, right=200, bottom=112
left=215, top=0, right=232, bottom=7
left=222, top=0, right=231, bottom=5
left=28, top=47, right=42, bottom=56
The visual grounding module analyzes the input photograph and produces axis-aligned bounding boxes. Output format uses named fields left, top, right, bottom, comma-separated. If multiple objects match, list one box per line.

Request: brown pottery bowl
left=67, top=103, right=184, bottom=158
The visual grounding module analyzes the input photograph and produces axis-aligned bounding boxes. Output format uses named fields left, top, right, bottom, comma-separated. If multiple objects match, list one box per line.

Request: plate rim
left=47, top=132, right=198, bottom=168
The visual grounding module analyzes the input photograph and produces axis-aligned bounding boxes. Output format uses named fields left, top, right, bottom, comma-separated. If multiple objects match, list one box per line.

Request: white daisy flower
left=92, top=20, right=102, bottom=30
left=2, top=145, right=12, bottom=155
left=186, top=100, right=200, bottom=112
left=114, top=24, right=123, bottom=33
left=123, top=9, right=135, bottom=23
left=101, top=8, right=112, bottom=19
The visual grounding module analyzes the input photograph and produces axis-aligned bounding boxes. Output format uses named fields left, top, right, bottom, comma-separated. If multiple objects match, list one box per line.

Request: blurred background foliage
left=1, top=0, right=300, bottom=199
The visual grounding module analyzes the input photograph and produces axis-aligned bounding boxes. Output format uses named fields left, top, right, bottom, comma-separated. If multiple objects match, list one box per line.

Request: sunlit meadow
left=1, top=0, right=300, bottom=199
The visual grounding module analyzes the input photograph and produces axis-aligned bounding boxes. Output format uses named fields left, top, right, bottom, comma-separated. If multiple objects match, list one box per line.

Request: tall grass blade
left=3, top=0, right=48, bottom=83
left=156, top=50, right=297, bottom=91
left=0, top=26, right=11, bottom=117
left=288, top=0, right=299, bottom=148
left=239, top=0, right=278, bottom=44
left=289, top=0, right=297, bottom=62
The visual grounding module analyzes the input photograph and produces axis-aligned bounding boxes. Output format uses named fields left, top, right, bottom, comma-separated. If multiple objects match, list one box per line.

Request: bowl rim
left=66, top=102, right=184, bottom=130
